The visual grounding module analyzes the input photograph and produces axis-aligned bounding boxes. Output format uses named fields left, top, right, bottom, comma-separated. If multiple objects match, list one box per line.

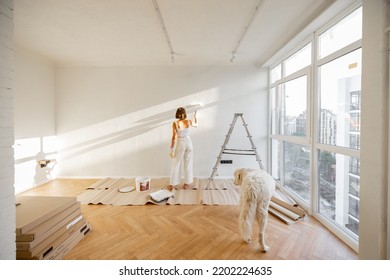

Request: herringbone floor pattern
left=20, top=179, right=358, bottom=260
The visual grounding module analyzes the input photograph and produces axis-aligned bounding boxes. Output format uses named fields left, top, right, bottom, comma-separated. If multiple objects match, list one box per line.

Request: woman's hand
left=169, top=148, right=174, bottom=158
left=192, top=110, right=198, bottom=127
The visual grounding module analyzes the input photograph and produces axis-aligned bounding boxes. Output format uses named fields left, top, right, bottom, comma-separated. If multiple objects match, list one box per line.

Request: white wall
left=359, top=0, right=390, bottom=259
left=13, top=46, right=57, bottom=193
left=56, top=65, right=268, bottom=179
left=0, top=0, right=15, bottom=260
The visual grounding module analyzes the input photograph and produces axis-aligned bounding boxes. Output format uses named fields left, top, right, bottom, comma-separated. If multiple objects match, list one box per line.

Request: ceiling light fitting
left=230, top=0, right=263, bottom=63
left=152, top=0, right=175, bottom=63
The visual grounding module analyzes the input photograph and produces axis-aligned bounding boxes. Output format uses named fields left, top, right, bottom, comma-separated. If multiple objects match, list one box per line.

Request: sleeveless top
left=176, top=121, right=190, bottom=138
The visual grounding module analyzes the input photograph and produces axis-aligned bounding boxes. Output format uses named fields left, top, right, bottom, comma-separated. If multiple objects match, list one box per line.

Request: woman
left=167, top=107, right=198, bottom=190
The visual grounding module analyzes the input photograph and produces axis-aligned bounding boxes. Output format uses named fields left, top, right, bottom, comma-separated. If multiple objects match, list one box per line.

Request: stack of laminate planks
left=269, top=187, right=306, bottom=224
left=15, top=195, right=91, bottom=260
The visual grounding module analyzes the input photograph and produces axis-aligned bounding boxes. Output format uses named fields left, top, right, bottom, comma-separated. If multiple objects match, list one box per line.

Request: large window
left=270, top=64, right=281, bottom=84
left=284, top=143, right=310, bottom=203
left=318, top=151, right=360, bottom=235
left=284, top=43, right=311, bottom=76
left=269, top=4, right=361, bottom=246
left=319, top=49, right=361, bottom=149
left=318, top=7, right=362, bottom=59
left=280, top=76, right=307, bottom=137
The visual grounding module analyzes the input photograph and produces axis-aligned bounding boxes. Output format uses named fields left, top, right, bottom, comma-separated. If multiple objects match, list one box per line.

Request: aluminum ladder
left=206, top=113, right=264, bottom=189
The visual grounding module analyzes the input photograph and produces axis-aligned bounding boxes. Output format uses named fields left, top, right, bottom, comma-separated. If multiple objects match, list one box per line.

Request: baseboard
left=55, top=175, right=234, bottom=180
left=55, top=176, right=108, bottom=179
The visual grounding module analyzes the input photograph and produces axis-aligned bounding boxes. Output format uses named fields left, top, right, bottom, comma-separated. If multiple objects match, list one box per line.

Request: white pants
left=170, top=136, right=193, bottom=186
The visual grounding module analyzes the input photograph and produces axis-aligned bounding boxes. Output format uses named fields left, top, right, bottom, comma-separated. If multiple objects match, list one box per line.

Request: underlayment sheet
left=201, top=178, right=241, bottom=205
left=78, top=178, right=306, bottom=223
left=202, top=189, right=241, bottom=205
left=78, top=177, right=239, bottom=206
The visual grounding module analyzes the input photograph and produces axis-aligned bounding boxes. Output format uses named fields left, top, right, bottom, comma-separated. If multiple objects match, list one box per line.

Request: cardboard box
left=16, top=219, right=91, bottom=260
left=46, top=222, right=91, bottom=260
left=16, top=196, right=77, bottom=235
left=15, top=195, right=91, bottom=260
left=16, top=208, right=83, bottom=243
left=16, top=218, right=88, bottom=259
left=16, top=202, right=81, bottom=250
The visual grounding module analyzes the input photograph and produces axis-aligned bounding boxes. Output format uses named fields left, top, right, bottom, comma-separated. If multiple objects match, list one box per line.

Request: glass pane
left=284, top=43, right=311, bottom=76
left=271, top=139, right=280, bottom=180
left=270, top=64, right=281, bottom=84
left=318, top=151, right=359, bottom=237
left=284, top=142, right=310, bottom=203
left=319, top=6, right=362, bottom=58
left=270, top=87, right=276, bottom=135
left=280, top=76, right=307, bottom=137
left=319, top=49, right=361, bottom=149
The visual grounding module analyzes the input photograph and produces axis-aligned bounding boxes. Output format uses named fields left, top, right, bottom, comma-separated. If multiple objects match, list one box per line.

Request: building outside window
left=284, top=143, right=310, bottom=203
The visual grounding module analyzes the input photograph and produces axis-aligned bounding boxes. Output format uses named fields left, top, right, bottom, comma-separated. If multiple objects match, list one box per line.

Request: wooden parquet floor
left=20, top=179, right=358, bottom=260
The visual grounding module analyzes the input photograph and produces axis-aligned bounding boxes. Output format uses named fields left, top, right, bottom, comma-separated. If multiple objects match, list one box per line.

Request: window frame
left=268, top=2, right=362, bottom=252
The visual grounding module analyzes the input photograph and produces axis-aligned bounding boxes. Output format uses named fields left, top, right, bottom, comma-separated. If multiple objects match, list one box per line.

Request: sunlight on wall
left=14, top=136, right=58, bottom=193
left=57, top=88, right=219, bottom=177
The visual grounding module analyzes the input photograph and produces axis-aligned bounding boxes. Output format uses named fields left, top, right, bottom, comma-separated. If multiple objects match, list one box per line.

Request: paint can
left=136, top=177, right=151, bottom=192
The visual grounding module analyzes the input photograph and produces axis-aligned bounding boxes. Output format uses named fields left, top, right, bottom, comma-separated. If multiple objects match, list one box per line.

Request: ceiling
left=14, top=0, right=346, bottom=67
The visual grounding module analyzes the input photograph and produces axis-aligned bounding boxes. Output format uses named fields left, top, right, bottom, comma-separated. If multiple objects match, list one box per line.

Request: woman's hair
left=175, top=107, right=187, bottom=119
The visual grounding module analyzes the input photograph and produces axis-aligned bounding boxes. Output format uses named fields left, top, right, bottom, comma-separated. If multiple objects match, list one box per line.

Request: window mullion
left=311, top=31, right=320, bottom=215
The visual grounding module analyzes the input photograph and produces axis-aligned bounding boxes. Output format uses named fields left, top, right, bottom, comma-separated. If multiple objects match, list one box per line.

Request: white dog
left=234, top=168, right=275, bottom=252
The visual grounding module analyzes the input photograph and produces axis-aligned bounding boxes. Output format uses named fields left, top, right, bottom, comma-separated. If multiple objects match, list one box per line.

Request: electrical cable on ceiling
left=230, top=0, right=264, bottom=63
left=152, top=0, right=175, bottom=63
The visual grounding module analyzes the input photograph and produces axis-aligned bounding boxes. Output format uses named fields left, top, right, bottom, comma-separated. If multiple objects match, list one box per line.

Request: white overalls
left=170, top=122, right=193, bottom=186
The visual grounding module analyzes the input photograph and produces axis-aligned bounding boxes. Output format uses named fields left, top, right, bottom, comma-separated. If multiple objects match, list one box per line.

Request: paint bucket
left=135, top=177, right=151, bottom=192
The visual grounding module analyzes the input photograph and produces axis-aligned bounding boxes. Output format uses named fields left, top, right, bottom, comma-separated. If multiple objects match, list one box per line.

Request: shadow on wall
left=34, top=153, right=57, bottom=186
left=14, top=138, right=58, bottom=193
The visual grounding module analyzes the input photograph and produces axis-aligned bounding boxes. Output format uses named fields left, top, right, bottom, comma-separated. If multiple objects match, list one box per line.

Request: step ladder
left=206, top=113, right=264, bottom=189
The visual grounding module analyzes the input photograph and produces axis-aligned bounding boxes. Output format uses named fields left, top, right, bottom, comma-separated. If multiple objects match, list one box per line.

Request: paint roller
left=188, top=103, right=202, bottom=115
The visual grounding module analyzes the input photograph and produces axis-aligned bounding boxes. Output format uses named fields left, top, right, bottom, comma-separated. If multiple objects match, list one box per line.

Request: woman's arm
left=170, top=122, right=177, bottom=148
left=190, top=111, right=198, bottom=127
left=169, top=122, right=177, bottom=158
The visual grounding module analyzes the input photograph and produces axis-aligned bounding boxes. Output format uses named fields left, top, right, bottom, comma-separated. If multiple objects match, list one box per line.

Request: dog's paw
left=259, top=245, right=270, bottom=253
